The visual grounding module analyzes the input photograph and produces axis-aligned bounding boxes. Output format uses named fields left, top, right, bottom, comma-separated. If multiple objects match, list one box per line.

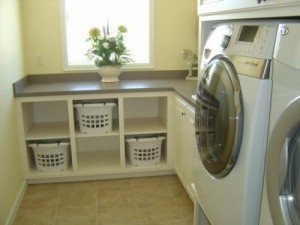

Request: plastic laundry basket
left=29, top=141, right=70, bottom=172
left=74, top=102, right=116, bottom=134
left=126, top=136, right=165, bottom=166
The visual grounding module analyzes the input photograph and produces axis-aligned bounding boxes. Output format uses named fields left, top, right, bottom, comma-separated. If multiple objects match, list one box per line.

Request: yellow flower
left=118, top=25, right=127, bottom=33
left=89, top=27, right=100, bottom=38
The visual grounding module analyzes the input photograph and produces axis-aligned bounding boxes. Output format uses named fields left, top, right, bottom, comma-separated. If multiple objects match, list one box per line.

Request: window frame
left=60, top=0, right=155, bottom=71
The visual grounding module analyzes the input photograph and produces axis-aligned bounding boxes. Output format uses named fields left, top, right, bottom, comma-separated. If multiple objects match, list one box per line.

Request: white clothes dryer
left=259, top=23, right=300, bottom=225
left=194, top=21, right=279, bottom=225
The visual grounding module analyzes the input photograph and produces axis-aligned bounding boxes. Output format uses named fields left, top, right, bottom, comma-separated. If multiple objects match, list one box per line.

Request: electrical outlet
left=35, top=55, right=44, bottom=66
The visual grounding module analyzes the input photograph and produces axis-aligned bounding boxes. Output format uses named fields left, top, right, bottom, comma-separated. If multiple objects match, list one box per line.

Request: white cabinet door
left=185, top=105, right=196, bottom=201
left=174, top=97, right=187, bottom=183
left=267, top=0, right=300, bottom=4
left=198, top=0, right=300, bottom=16
left=198, top=0, right=256, bottom=15
left=174, top=96, right=196, bottom=201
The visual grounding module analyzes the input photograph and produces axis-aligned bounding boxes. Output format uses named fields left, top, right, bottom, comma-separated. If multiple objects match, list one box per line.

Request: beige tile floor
left=13, top=175, right=194, bottom=225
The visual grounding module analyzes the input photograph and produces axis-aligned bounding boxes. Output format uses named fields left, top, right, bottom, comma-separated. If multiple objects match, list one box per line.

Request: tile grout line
left=130, top=178, right=143, bottom=225
left=96, top=181, right=99, bottom=225
left=51, top=183, right=61, bottom=225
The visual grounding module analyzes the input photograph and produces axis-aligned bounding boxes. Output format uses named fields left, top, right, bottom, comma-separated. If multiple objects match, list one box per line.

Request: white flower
left=102, top=42, right=109, bottom=49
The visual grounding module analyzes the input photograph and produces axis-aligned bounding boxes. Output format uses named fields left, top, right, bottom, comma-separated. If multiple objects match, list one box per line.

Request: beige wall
left=21, top=0, right=198, bottom=74
left=0, top=0, right=25, bottom=224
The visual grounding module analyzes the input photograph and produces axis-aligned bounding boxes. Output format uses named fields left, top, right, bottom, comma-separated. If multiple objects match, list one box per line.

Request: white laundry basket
left=74, top=102, right=116, bottom=134
left=29, top=141, right=70, bottom=172
left=126, top=136, right=165, bottom=166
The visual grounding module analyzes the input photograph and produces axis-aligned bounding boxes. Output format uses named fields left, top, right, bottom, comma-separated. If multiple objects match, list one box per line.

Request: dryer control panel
left=225, top=23, right=278, bottom=59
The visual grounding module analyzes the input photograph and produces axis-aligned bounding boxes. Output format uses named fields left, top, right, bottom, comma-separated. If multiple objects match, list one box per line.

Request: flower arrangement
left=86, top=24, right=133, bottom=67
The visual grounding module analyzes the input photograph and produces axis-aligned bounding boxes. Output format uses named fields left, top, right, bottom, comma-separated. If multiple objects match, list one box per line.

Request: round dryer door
left=267, top=97, right=300, bottom=225
left=195, top=55, right=243, bottom=178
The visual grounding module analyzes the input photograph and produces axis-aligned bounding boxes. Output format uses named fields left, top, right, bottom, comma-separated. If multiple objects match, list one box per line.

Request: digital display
left=238, top=26, right=259, bottom=42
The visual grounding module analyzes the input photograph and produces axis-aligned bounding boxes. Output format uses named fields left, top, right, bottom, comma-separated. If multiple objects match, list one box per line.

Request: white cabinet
left=174, top=96, right=196, bottom=201
left=266, top=0, right=300, bottom=4
left=17, top=92, right=173, bottom=182
left=198, top=0, right=300, bottom=17
left=198, top=0, right=256, bottom=15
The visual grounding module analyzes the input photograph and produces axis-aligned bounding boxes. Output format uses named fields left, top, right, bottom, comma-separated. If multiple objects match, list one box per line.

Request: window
left=62, top=0, right=153, bottom=70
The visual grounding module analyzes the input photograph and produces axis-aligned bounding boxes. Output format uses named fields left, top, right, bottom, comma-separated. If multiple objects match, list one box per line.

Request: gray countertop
left=13, top=71, right=198, bottom=106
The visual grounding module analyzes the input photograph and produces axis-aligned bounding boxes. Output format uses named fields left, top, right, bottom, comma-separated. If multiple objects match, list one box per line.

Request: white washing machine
left=259, top=23, right=300, bottom=225
left=194, top=21, right=279, bottom=225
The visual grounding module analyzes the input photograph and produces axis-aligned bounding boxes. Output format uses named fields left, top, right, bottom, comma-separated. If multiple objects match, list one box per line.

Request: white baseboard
left=4, top=180, right=27, bottom=225
left=27, top=170, right=176, bottom=184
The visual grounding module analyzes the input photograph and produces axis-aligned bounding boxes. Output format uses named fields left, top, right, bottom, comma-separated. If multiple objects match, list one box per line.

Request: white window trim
left=60, top=0, right=155, bottom=72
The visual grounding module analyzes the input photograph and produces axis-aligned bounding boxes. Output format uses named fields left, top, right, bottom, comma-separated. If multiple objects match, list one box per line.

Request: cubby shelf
left=124, top=117, right=167, bottom=135
left=77, top=150, right=121, bottom=172
left=25, top=122, right=70, bottom=140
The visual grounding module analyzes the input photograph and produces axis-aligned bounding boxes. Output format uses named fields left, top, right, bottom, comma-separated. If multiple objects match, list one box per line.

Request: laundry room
left=1, top=0, right=300, bottom=225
